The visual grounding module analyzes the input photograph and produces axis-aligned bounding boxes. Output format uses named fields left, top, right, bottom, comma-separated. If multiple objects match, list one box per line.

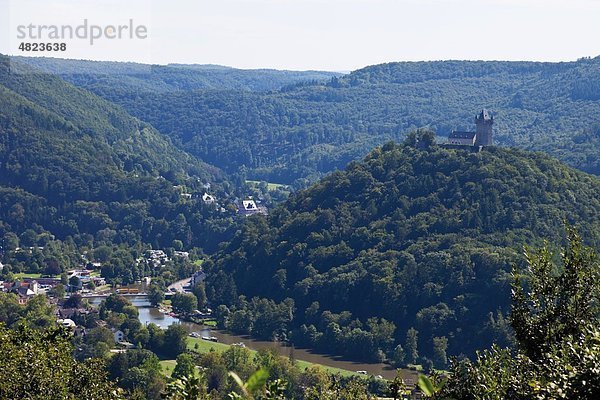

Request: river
left=90, top=295, right=412, bottom=380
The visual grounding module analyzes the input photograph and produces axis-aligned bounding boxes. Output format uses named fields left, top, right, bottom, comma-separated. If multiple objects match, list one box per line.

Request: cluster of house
left=174, top=179, right=271, bottom=217
left=1, top=279, right=44, bottom=304
left=172, top=181, right=228, bottom=213
left=141, top=249, right=189, bottom=269
left=55, top=306, right=134, bottom=349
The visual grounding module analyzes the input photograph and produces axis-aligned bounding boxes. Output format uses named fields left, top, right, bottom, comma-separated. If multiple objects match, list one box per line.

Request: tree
left=2, top=233, right=19, bottom=251
left=68, top=275, right=81, bottom=292
left=163, top=324, right=188, bottom=358
left=405, top=328, right=419, bottom=365
left=75, top=326, right=115, bottom=360
left=20, top=295, right=56, bottom=329
left=164, top=375, right=208, bottom=400
left=148, top=284, right=165, bottom=307
left=511, top=227, right=600, bottom=361
left=49, top=284, right=66, bottom=299
left=191, top=282, right=207, bottom=310
left=172, top=353, right=196, bottom=380
left=172, top=240, right=184, bottom=251
left=94, top=246, right=113, bottom=263
left=20, top=229, right=38, bottom=247
left=437, top=228, right=600, bottom=399
left=0, top=325, right=123, bottom=399
left=0, top=292, right=23, bottom=326
left=64, top=293, right=84, bottom=309
left=392, top=344, right=406, bottom=367
left=172, top=293, right=198, bottom=315
left=44, top=258, right=62, bottom=276
left=101, top=294, right=131, bottom=314
left=432, top=336, right=448, bottom=369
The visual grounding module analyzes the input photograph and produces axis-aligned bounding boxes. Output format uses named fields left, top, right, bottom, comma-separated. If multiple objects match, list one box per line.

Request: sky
left=1, top=0, right=599, bottom=71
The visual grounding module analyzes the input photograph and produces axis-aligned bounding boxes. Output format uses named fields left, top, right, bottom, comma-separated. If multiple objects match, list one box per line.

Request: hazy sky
left=2, top=0, right=599, bottom=71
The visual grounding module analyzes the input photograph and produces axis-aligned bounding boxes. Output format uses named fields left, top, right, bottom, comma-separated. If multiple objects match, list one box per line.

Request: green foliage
left=172, top=293, right=199, bottom=315
left=149, top=283, right=167, bottom=307
left=207, top=143, right=600, bottom=362
left=0, top=324, right=122, bottom=399
left=0, top=293, right=55, bottom=329
left=511, top=227, right=600, bottom=361
left=437, top=229, right=600, bottom=399
left=164, top=374, right=209, bottom=400
left=0, top=55, right=234, bottom=267
left=45, top=57, right=600, bottom=185
left=163, top=324, right=189, bottom=358
left=107, top=349, right=165, bottom=399
left=172, top=353, right=197, bottom=380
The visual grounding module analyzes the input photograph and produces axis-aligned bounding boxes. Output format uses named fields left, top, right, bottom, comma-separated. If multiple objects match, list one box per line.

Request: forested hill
left=204, top=137, right=600, bottom=365
left=46, top=56, right=600, bottom=186
left=0, top=56, right=230, bottom=252
left=15, top=57, right=342, bottom=92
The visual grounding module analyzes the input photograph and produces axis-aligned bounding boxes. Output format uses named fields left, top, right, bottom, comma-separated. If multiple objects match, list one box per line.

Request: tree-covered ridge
left=436, top=228, right=600, bottom=399
left=15, top=57, right=342, bottom=93
left=205, top=140, right=600, bottom=365
left=43, top=56, right=600, bottom=185
left=0, top=56, right=232, bottom=252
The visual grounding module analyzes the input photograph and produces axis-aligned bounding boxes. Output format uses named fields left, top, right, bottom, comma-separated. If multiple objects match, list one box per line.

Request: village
left=0, top=246, right=210, bottom=346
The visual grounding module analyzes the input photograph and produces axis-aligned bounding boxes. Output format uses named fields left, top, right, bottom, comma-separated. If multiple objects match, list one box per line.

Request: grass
left=407, top=364, right=424, bottom=371
left=246, top=180, right=291, bottom=192
left=94, top=284, right=111, bottom=292
left=187, top=337, right=231, bottom=353
left=160, top=360, right=177, bottom=378
left=14, top=272, right=45, bottom=279
left=186, top=337, right=361, bottom=377
left=293, top=359, right=360, bottom=377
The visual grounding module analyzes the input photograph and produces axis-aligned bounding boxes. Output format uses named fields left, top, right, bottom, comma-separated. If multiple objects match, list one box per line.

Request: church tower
left=474, top=109, right=493, bottom=146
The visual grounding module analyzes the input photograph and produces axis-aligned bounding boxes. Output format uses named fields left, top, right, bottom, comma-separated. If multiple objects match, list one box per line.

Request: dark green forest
left=205, top=136, right=600, bottom=366
left=0, top=56, right=236, bottom=259
left=2, top=54, right=600, bottom=398
left=28, top=57, right=600, bottom=186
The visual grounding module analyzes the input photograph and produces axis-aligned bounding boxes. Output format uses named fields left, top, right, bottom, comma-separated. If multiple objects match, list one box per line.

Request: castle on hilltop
left=447, top=109, right=494, bottom=147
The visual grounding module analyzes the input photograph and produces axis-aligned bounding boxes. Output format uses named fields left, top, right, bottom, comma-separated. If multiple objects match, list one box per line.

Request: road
left=167, top=277, right=191, bottom=293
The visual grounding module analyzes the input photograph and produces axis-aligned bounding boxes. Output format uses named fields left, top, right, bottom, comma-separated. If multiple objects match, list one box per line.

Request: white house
left=202, top=193, right=216, bottom=204
left=57, top=318, right=76, bottom=329
left=238, top=198, right=268, bottom=216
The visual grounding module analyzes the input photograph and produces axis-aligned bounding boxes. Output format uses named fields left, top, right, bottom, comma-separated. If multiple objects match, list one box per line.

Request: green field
left=13, top=272, right=54, bottom=279
left=185, top=337, right=359, bottom=377
left=246, top=180, right=291, bottom=192
left=160, top=360, right=177, bottom=378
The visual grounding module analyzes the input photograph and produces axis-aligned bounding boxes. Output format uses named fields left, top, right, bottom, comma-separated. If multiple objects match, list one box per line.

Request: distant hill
left=0, top=56, right=229, bottom=251
left=14, top=57, right=342, bottom=93
left=204, top=139, right=600, bottom=364
left=38, top=57, right=600, bottom=186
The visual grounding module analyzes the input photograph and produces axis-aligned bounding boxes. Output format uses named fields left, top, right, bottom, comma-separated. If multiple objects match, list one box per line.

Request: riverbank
left=114, top=295, right=412, bottom=380
left=159, top=336, right=398, bottom=380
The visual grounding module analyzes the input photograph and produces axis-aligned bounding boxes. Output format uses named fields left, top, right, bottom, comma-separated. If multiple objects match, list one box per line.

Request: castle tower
left=474, top=109, right=493, bottom=146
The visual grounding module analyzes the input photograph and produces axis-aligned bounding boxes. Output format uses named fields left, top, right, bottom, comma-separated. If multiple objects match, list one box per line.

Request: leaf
left=418, top=375, right=436, bottom=396
left=245, top=368, right=270, bottom=393
left=228, top=371, right=250, bottom=398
